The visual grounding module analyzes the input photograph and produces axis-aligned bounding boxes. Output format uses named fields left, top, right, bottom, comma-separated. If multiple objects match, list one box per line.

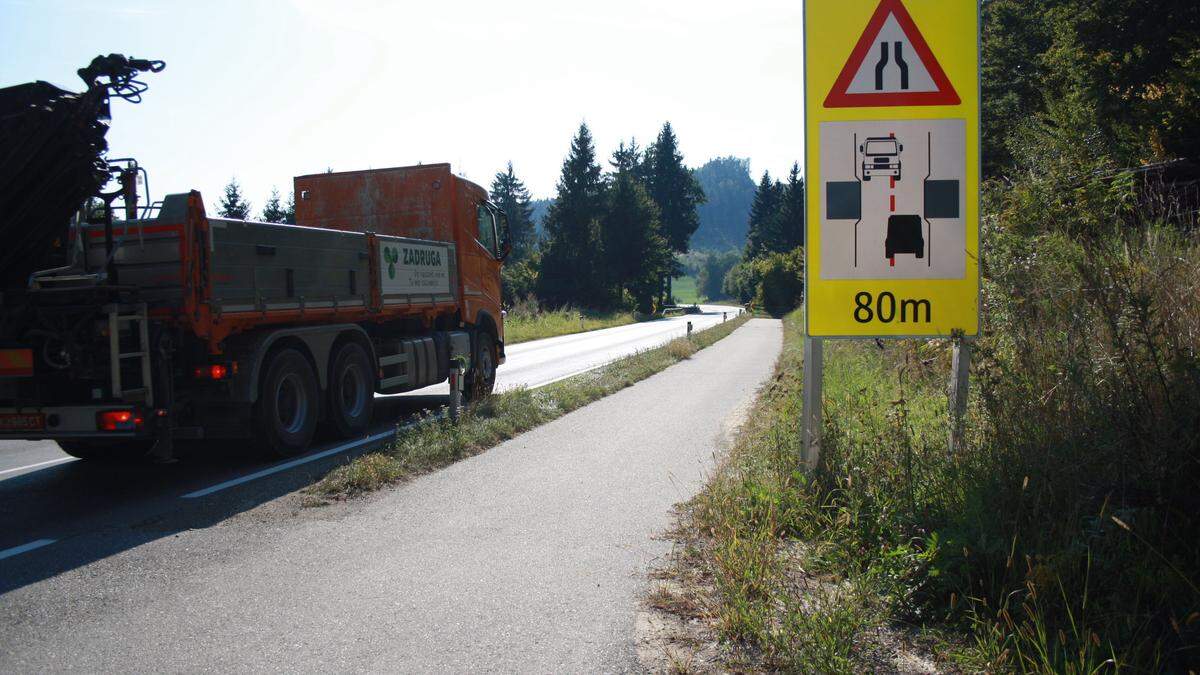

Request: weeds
left=310, top=313, right=749, bottom=500
left=670, top=223, right=1200, bottom=672
left=503, top=297, right=641, bottom=344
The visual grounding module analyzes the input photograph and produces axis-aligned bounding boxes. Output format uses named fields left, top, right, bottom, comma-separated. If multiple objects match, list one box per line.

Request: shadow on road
left=0, top=394, right=445, bottom=595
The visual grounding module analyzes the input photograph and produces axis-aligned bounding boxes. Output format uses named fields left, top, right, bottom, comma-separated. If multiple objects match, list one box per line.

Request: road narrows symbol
left=824, top=0, right=960, bottom=108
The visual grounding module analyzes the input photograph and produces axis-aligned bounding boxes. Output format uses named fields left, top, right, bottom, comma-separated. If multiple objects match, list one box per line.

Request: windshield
left=864, top=139, right=898, bottom=156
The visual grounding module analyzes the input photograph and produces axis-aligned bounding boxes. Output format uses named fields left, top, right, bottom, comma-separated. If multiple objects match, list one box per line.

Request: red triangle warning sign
left=824, top=0, right=960, bottom=108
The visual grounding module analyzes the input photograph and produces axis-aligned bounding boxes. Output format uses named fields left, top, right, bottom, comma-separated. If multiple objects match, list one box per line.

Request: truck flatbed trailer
left=1, top=164, right=511, bottom=460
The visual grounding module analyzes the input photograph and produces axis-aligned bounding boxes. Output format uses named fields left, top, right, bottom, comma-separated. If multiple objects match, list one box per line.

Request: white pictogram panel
left=819, top=118, right=965, bottom=279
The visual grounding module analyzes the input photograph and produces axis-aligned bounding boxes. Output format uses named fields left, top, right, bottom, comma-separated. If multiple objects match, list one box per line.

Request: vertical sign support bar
left=947, top=334, right=971, bottom=456
left=801, top=336, right=824, bottom=471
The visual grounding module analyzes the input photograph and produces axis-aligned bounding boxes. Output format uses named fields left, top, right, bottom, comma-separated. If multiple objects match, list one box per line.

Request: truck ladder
left=106, top=303, right=154, bottom=407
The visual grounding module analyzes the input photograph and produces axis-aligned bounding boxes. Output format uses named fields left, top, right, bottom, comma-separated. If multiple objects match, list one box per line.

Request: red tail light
left=194, top=363, right=232, bottom=380
left=97, top=410, right=144, bottom=431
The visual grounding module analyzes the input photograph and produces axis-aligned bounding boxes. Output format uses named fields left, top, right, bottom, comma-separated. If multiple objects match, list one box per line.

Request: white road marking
left=0, top=310, right=741, bottom=563
left=0, top=538, right=56, bottom=561
left=0, top=456, right=75, bottom=477
left=181, top=427, right=404, bottom=499
left=183, top=322, right=716, bottom=500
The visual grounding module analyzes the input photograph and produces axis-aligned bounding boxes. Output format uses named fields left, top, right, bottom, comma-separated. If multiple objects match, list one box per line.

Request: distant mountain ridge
left=691, top=156, right=755, bottom=251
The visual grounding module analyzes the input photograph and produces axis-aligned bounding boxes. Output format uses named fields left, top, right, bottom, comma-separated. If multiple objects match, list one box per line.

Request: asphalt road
left=0, top=306, right=739, bottom=576
left=1, top=316, right=780, bottom=672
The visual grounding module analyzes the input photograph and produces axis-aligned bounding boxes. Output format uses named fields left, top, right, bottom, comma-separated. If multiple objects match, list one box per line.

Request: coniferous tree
left=537, top=123, right=606, bottom=307
left=490, top=162, right=537, bottom=261
left=283, top=191, right=296, bottom=224
left=217, top=178, right=252, bottom=220
left=261, top=187, right=287, bottom=223
left=603, top=151, right=671, bottom=313
left=645, top=122, right=705, bottom=304
left=646, top=122, right=705, bottom=253
left=743, top=171, right=784, bottom=259
left=609, top=139, right=645, bottom=178
left=774, top=163, right=805, bottom=253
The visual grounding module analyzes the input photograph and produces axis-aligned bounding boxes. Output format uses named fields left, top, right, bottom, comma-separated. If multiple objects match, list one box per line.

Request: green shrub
left=722, top=248, right=804, bottom=317
left=501, top=253, right=539, bottom=307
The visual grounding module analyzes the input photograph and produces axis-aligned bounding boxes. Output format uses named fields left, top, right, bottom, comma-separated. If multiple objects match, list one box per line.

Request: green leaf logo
left=384, top=246, right=397, bottom=279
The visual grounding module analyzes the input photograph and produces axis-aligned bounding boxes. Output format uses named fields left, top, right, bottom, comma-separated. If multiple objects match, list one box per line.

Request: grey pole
left=947, top=335, right=971, bottom=456
left=801, top=336, right=824, bottom=471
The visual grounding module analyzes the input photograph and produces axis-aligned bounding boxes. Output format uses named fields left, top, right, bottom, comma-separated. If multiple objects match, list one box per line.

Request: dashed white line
left=0, top=538, right=56, bottom=561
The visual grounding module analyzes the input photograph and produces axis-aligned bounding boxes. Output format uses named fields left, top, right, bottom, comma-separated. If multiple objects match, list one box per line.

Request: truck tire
left=465, top=331, right=496, bottom=401
left=255, top=348, right=319, bottom=457
left=326, top=341, right=374, bottom=438
left=56, top=439, right=154, bottom=463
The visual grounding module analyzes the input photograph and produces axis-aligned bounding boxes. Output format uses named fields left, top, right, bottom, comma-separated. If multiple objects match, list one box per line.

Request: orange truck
left=0, top=163, right=511, bottom=460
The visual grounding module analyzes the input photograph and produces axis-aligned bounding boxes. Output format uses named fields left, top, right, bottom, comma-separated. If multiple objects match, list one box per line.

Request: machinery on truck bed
left=0, top=55, right=510, bottom=461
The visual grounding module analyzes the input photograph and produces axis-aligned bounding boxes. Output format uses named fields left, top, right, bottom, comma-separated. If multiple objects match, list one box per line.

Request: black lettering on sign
left=402, top=248, right=442, bottom=267
left=852, top=291, right=932, bottom=324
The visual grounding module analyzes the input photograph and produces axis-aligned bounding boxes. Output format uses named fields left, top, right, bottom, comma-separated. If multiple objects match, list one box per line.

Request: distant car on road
left=860, top=136, right=903, bottom=181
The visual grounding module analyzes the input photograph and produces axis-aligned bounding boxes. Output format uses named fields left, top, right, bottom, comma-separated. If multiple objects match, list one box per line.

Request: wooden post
left=801, top=336, right=824, bottom=471
left=948, top=335, right=971, bottom=456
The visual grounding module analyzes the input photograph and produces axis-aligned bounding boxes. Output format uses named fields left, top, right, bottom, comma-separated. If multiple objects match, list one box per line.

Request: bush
left=501, top=253, right=539, bottom=307
left=722, top=248, right=804, bottom=316
left=696, top=250, right=739, bottom=300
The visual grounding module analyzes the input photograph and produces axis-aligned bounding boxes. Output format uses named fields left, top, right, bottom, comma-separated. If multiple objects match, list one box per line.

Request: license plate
left=0, top=413, right=45, bottom=432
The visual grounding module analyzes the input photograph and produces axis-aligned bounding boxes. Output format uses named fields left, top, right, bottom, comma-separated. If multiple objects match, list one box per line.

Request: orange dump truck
left=0, top=163, right=510, bottom=460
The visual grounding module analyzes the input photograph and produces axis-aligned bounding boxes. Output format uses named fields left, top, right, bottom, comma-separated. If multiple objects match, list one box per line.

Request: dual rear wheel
left=255, top=342, right=374, bottom=458
left=256, top=330, right=496, bottom=457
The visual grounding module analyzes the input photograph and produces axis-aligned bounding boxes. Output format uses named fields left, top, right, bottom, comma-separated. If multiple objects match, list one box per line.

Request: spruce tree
left=646, top=122, right=705, bottom=253
left=261, top=187, right=287, bottom=223
left=490, top=162, right=537, bottom=261
left=283, top=191, right=296, bottom=224
left=609, top=139, right=643, bottom=177
left=537, top=123, right=606, bottom=307
left=743, top=171, right=784, bottom=259
left=217, top=178, right=252, bottom=220
left=774, top=163, right=805, bottom=252
left=603, top=157, right=671, bottom=313
left=645, top=122, right=705, bottom=305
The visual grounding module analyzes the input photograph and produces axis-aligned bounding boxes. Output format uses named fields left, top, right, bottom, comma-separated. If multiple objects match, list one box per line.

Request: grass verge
left=656, top=226, right=1200, bottom=673
left=671, top=275, right=702, bottom=305
left=309, top=312, right=750, bottom=502
left=504, top=305, right=640, bottom=344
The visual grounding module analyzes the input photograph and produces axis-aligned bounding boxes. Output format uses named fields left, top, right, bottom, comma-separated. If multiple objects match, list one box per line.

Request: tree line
left=707, top=163, right=804, bottom=316
left=494, top=121, right=705, bottom=313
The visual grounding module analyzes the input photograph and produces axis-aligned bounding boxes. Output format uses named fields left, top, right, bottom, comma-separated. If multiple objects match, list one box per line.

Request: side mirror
left=898, top=144, right=904, bottom=152
left=858, top=144, right=865, bottom=153
left=496, top=211, right=512, bottom=262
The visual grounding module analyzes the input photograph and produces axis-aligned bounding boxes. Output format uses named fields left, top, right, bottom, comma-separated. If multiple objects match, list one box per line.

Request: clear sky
left=1, top=0, right=804, bottom=214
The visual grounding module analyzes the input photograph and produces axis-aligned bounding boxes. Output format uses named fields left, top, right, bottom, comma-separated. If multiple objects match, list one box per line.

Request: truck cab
left=860, top=136, right=903, bottom=181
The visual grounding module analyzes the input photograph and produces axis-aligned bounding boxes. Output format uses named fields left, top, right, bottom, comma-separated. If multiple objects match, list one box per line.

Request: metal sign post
left=802, top=0, right=981, bottom=472
left=801, top=336, right=824, bottom=470
left=947, top=334, right=971, bottom=456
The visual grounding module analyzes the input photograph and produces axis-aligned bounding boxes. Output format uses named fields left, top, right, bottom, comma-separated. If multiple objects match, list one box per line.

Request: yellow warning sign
left=805, top=0, right=979, bottom=337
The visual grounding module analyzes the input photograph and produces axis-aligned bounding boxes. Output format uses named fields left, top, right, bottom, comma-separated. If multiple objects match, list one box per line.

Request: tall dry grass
left=685, top=221, right=1200, bottom=671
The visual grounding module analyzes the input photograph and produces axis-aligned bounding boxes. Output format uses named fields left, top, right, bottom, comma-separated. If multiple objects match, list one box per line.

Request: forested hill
left=691, top=156, right=755, bottom=251
left=527, top=157, right=755, bottom=251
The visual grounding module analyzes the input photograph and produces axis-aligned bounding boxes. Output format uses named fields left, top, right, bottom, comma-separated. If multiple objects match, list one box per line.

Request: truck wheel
left=327, top=341, right=374, bottom=438
left=255, top=348, right=319, bottom=457
left=56, top=440, right=154, bottom=463
left=465, top=331, right=496, bottom=401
